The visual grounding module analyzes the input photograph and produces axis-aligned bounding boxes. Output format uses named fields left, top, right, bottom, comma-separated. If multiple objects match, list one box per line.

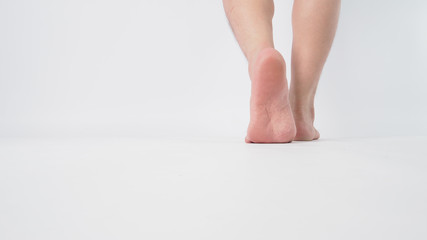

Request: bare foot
left=291, top=105, right=320, bottom=141
left=245, top=48, right=296, bottom=143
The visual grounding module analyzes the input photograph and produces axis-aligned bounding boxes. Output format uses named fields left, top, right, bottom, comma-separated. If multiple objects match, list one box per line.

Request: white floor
left=0, top=136, right=426, bottom=240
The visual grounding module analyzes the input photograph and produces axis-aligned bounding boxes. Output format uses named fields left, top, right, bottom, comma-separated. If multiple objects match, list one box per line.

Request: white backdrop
left=1, top=0, right=426, bottom=139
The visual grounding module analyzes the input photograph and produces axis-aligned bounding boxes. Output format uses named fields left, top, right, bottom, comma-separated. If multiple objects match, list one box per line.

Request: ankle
left=247, top=46, right=277, bottom=75
left=291, top=103, right=315, bottom=123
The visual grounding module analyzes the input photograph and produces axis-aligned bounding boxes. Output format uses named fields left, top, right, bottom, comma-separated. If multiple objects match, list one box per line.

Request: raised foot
left=245, top=48, right=296, bottom=143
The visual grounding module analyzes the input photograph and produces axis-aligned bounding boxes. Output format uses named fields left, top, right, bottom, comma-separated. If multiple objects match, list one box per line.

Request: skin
left=223, top=0, right=340, bottom=143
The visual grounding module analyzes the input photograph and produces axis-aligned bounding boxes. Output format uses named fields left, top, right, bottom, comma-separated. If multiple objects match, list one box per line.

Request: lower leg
left=290, top=0, right=341, bottom=140
left=223, top=0, right=275, bottom=64
left=223, top=0, right=296, bottom=143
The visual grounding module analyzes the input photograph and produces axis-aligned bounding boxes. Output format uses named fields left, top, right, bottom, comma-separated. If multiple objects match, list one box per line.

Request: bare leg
left=223, top=0, right=296, bottom=143
left=290, top=0, right=341, bottom=140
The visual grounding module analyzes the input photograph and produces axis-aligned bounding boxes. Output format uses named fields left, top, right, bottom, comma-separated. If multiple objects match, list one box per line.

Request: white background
left=1, top=0, right=426, bottom=138
left=1, top=2, right=427, bottom=239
